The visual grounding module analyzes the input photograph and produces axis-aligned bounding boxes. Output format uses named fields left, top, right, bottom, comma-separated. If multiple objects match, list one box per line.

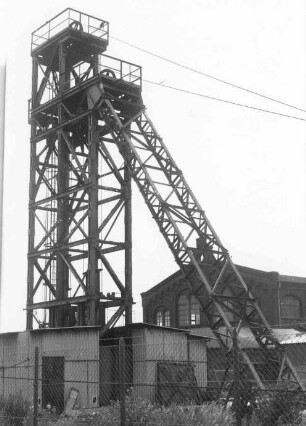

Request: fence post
left=33, top=347, right=39, bottom=426
left=119, top=337, right=126, bottom=426
left=232, top=328, right=241, bottom=426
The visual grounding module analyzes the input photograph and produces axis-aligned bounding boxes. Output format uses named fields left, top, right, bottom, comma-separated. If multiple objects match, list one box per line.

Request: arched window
left=281, top=296, right=301, bottom=319
left=155, top=309, right=171, bottom=327
left=156, top=310, right=163, bottom=326
left=164, top=310, right=170, bottom=327
left=178, top=294, right=189, bottom=326
left=178, top=294, right=201, bottom=326
left=190, top=295, right=200, bottom=325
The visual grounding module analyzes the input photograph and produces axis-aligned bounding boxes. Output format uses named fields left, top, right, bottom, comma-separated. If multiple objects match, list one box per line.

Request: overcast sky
left=0, top=0, right=305, bottom=332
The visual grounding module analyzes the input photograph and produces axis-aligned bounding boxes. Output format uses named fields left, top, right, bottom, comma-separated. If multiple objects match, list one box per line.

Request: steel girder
left=26, top=9, right=303, bottom=397
left=86, top=82, right=304, bottom=393
left=27, top=109, right=132, bottom=329
left=27, top=27, right=133, bottom=332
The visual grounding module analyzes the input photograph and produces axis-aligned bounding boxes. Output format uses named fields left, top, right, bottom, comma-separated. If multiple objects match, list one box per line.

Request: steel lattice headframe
left=27, top=7, right=305, bottom=403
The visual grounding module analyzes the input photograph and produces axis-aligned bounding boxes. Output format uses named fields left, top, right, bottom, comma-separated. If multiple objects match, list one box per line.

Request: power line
left=144, top=79, right=306, bottom=122
left=111, top=36, right=306, bottom=114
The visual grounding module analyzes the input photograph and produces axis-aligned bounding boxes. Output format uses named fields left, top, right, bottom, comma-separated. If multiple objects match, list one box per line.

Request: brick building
left=142, top=264, right=306, bottom=330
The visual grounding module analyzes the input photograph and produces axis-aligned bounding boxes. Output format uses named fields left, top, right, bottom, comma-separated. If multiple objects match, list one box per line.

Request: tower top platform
left=31, top=8, right=109, bottom=58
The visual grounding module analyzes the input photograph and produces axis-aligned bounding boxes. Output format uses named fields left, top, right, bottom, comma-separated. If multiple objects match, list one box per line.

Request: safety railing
left=29, top=54, right=142, bottom=109
left=98, top=54, right=142, bottom=89
left=31, top=8, right=109, bottom=51
left=66, top=54, right=141, bottom=92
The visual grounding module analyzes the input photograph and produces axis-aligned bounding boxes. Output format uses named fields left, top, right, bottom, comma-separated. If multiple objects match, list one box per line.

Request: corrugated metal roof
left=103, top=322, right=211, bottom=340
left=0, top=331, right=20, bottom=337
left=30, top=325, right=101, bottom=333
left=191, top=327, right=306, bottom=348
left=2, top=325, right=304, bottom=346
left=277, top=332, right=306, bottom=345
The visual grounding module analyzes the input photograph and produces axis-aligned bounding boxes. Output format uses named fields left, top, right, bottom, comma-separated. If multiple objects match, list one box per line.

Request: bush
left=98, top=390, right=234, bottom=426
left=53, top=389, right=234, bottom=425
left=249, top=387, right=305, bottom=426
left=0, top=392, right=29, bottom=425
left=148, top=403, right=234, bottom=426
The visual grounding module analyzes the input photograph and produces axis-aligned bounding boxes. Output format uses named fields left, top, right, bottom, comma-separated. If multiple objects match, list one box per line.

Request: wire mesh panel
left=97, top=335, right=306, bottom=426
left=0, top=346, right=34, bottom=425
left=0, top=335, right=306, bottom=424
left=156, top=362, right=201, bottom=405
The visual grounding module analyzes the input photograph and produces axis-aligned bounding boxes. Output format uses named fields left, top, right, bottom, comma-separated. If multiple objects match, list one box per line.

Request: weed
left=0, top=392, right=29, bottom=425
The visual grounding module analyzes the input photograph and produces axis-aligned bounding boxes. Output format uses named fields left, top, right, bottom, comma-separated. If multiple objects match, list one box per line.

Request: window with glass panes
left=178, top=294, right=189, bottom=326
left=156, top=309, right=171, bottom=327
left=281, top=295, right=301, bottom=319
left=156, top=310, right=163, bottom=326
left=164, top=310, right=170, bottom=327
left=190, top=295, right=200, bottom=325
left=178, top=294, right=200, bottom=326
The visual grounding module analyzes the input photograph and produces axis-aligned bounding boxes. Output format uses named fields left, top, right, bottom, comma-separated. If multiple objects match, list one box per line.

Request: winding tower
left=27, top=9, right=138, bottom=330
left=27, top=7, right=304, bottom=407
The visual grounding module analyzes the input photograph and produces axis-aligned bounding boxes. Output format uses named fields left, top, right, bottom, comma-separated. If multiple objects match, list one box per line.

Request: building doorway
left=42, top=356, right=65, bottom=413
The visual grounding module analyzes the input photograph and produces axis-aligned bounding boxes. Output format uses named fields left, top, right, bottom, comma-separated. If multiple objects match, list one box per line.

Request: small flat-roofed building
left=0, top=327, right=100, bottom=413
left=101, top=323, right=209, bottom=404
left=0, top=323, right=210, bottom=413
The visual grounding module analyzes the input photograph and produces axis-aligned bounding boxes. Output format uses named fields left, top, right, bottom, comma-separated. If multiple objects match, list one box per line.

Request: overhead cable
left=111, top=36, right=306, bottom=114
left=144, top=79, right=306, bottom=122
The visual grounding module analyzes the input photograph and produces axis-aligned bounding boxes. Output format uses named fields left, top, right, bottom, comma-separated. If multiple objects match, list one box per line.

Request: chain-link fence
left=1, top=331, right=306, bottom=425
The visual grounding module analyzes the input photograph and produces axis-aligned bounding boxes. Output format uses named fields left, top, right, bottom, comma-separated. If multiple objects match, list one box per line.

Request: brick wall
left=142, top=265, right=306, bottom=329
